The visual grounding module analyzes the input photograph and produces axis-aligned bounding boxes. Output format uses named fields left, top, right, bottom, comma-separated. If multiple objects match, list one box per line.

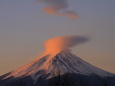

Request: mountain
left=0, top=50, right=115, bottom=86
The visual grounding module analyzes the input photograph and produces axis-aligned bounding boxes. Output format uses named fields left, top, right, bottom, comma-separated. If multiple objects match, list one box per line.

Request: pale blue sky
left=0, top=0, right=115, bottom=75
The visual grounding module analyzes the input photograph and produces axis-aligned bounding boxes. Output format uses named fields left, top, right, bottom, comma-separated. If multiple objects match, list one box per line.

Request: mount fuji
left=0, top=50, right=115, bottom=86
left=0, top=36, right=115, bottom=86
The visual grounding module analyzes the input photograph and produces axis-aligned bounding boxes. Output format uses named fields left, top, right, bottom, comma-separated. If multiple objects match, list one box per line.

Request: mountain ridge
left=0, top=50, right=115, bottom=86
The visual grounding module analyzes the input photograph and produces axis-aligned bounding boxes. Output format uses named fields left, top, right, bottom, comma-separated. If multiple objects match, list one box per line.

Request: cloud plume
left=44, top=35, right=89, bottom=54
left=36, top=0, right=78, bottom=19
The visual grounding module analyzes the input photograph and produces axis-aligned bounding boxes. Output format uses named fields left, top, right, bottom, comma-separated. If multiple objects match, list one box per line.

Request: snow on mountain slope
left=0, top=36, right=115, bottom=86
left=2, top=50, right=114, bottom=82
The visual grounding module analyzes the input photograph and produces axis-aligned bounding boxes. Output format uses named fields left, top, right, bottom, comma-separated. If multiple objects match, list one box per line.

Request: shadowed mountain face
left=0, top=73, right=115, bottom=86
left=0, top=51, right=115, bottom=86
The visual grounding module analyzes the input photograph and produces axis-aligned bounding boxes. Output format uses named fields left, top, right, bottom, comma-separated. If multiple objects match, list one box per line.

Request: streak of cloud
left=36, top=0, right=78, bottom=19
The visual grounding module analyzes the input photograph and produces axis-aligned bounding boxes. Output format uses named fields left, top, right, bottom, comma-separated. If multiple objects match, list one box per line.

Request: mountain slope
left=0, top=50, right=115, bottom=86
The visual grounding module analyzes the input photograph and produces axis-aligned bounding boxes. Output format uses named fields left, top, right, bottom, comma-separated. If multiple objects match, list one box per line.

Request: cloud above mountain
left=36, top=0, right=78, bottom=19
left=44, top=35, right=89, bottom=54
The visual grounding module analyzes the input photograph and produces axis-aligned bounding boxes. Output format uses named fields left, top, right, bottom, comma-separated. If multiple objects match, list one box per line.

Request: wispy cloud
left=36, top=0, right=78, bottom=19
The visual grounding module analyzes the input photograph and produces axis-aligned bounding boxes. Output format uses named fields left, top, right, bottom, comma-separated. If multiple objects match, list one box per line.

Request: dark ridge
left=0, top=76, right=34, bottom=86
left=0, top=72, right=12, bottom=80
left=1, top=73, right=115, bottom=86
left=35, top=73, right=115, bottom=86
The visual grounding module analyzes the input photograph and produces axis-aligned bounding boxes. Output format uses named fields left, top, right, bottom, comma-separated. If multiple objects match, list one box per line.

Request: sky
left=0, top=0, right=115, bottom=75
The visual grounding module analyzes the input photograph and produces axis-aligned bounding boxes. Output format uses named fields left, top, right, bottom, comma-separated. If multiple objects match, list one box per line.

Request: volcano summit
left=0, top=36, right=115, bottom=86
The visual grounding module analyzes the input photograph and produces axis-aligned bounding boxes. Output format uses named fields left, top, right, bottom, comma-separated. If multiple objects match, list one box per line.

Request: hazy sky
left=0, top=0, right=115, bottom=75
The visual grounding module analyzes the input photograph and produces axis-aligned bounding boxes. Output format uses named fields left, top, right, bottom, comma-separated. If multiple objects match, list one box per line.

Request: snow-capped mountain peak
left=3, top=50, right=113, bottom=81
left=0, top=36, right=115, bottom=86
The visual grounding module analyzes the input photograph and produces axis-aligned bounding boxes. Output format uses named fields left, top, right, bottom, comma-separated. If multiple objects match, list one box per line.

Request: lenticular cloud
left=36, top=0, right=78, bottom=19
left=44, top=35, right=89, bottom=54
